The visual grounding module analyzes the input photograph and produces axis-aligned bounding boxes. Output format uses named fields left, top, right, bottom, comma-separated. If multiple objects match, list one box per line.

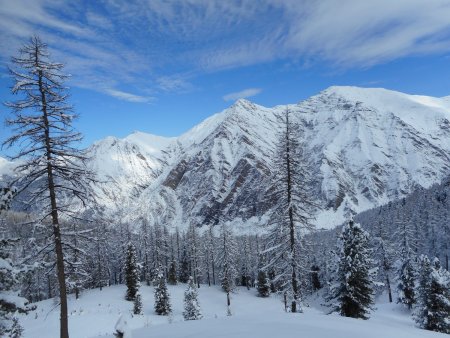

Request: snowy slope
left=4, top=86, right=450, bottom=228
left=17, top=284, right=446, bottom=338
left=87, top=133, right=175, bottom=209
left=105, top=86, right=450, bottom=229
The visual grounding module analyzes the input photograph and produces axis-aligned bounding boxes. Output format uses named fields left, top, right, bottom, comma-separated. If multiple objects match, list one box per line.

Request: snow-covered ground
left=17, top=284, right=446, bottom=338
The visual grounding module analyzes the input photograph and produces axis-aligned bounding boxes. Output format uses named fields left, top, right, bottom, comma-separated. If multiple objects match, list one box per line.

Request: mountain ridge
left=1, top=86, right=450, bottom=229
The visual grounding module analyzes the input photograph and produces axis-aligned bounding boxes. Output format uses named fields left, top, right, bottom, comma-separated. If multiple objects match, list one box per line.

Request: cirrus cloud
left=223, top=88, right=262, bottom=102
left=1, top=0, right=450, bottom=101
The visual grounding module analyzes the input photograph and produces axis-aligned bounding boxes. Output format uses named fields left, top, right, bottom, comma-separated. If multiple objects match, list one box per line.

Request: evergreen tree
left=414, top=255, right=432, bottom=330
left=397, top=255, right=416, bottom=310
left=373, top=220, right=394, bottom=302
left=4, top=36, right=95, bottom=338
left=167, top=259, right=177, bottom=285
left=265, top=109, right=316, bottom=313
left=179, top=244, right=190, bottom=283
left=427, top=258, right=450, bottom=334
left=9, top=317, right=24, bottom=338
left=183, top=276, right=202, bottom=320
left=124, top=243, right=139, bottom=301
left=188, top=224, right=202, bottom=288
left=217, top=223, right=238, bottom=314
left=154, top=269, right=171, bottom=315
left=414, top=256, right=450, bottom=333
left=256, top=270, right=270, bottom=297
left=133, top=292, right=142, bottom=315
left=310, top=265, right=321, bottom=291
left=328, top=220, right=374, bottom=319
left=0, top=238, right=29, bottom=336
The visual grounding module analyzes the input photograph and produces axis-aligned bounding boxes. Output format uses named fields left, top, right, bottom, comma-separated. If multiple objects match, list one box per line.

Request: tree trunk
left=284, top=291, right=288, bottom=312
left=38, top=63, right=69, bottom=338
left=285, top=112, right=299, bottom=313
left=386, top=274, right=392, bottom=303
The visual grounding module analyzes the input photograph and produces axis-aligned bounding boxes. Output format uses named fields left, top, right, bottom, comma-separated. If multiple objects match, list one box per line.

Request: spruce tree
left=133, top=292, right=142, bottom=315
left=183, top=276, right=202, bottom=320
left=217, top=223, right=238, bottom=314
left=328, top=220, right=374, bottom=319
left=124, top=243, right=139, bottom=301
left=256, top=270, right=270, bottom=297
left=154, top=269, right=171, bottom=315
left=427, top=259, right=450, bottom=334
left=414, top=255, right=432, bottom=330
left=167, top=259, right=178, bottom=285
left=310, top=265, right=321, bottom=291
left=414, top=256, right=450, bottom=333
left=179, top=245, right=190, bottom=283
left=0, top=238, right=29, bottom=336
left=373, top=220, right=394, bottom=302
left=397, top=254, right=416, bottom=309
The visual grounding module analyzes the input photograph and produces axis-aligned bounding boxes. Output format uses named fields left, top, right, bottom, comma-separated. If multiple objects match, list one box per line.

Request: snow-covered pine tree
left=183, top=276, right=202, bottom=320
left=0, top=237, right=29, bottom=336
left=328, top=220, right=375, bottom=319
left=414, top=256, right=450, bottom=333
left=9, top=317, right=24, bottom=338
left=154, top=268, right=171, bottom=315
left=414, top=255, right=432, bottom=330
left=89, top=222, right=110, bottom=290
left=188, top=224, right=202, bottom=288
left=256, top=269, right=270, bottom=297
left=373, top=220, right=395, bottom=302
left=0, top=187, right=16, bottom=213
left=239, top=236, right=252, bottom=289
left=151, top=224, right=170, bottom=282
left=179, top=244, right=191, bottom=283
left=65, top=222, right=91, bottom=300
left=3, top=36, right=95, bottom=338
left=426, top=258, right=450, bottom=333
left=397, top=254, right=416, bottom=310
left=310, top=264, right=321, bottom=291
left=139, top=219, right=152, bottom=286
left=167, top=258, right=177, bottom=285
left=217, top=222, right=238, bottom=314
left=396, top=211, right=417, bottom=309
left=133, top=292, right=142, bottom=315
left=124, top=243, right=140, bottom=301
left=265, top=109, right=316, bottom=313
left=201, top=227, right=215, bottom=286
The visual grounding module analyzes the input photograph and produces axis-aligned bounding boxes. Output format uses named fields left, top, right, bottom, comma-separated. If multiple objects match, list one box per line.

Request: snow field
left=17, top=284, right=446, bottom=338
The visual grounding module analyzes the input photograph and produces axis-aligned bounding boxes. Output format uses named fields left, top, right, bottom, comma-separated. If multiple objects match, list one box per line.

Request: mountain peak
left=231, top=98, right=258, bottom=110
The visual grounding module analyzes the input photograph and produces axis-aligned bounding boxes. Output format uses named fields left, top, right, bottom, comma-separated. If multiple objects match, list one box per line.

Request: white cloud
left=279, top=0, right=450, bottom=66
left=223, top=88, right=262, bottom=101
left=156, top=75, right=193, bottom=92
left=103, top=89, right=154, bottom=103
left=1, top=0, right=450, bottom=100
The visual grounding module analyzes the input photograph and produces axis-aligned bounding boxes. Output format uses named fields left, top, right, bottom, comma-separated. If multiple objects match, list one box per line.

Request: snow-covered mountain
left=2, top=86, right=450, bottom=229
left=87, top=132, right=175, bottom=209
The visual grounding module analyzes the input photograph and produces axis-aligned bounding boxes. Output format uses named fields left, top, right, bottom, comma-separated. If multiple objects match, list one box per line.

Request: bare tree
left=265, top=109, right=316, bottom=313
left=3, top=36, right=94, bottom=338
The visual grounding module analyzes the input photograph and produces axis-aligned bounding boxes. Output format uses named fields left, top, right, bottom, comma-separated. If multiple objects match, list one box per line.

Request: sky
left=1, top=0, right=450, bottom=154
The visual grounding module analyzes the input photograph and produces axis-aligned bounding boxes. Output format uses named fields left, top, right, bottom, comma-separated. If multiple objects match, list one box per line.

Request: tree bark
left=37, top=60, right=69, bottom=338
left=285, top=112, right=299, bottom=313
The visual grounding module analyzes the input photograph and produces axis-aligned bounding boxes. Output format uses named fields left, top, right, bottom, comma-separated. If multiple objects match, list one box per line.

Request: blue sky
left=1, top=0, right=450, bottom=154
